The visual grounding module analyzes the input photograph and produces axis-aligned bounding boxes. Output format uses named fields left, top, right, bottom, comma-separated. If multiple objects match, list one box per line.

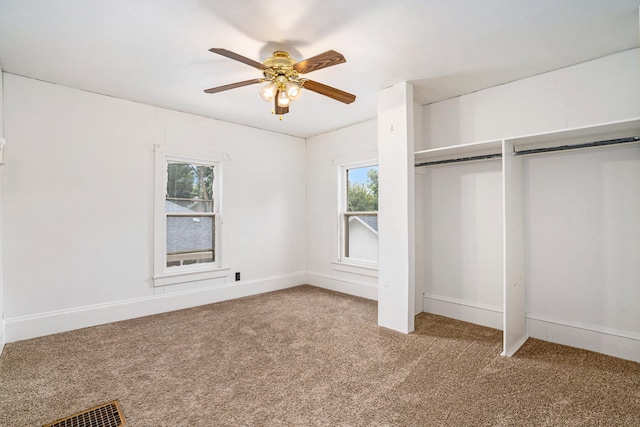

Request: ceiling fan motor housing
left=263, top=51, right=296, bottom=69
left=263, top=51, right=302, bottom=84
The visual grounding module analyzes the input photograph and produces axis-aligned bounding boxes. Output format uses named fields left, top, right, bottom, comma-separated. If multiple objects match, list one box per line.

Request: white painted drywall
left=305, top=119, right=378, bottom=299
left=304, top=102, right=425, bottom=310
left=502, top=140, right=527, bottom=354
left=2, top=74, right=306, bottom=338
left=377, top=82, right=415, bottom=334
left=0, top=66, right=4, bottom=354
left=419, top=48, right=640, bottom=358
left=423, top=49, right=640, bottom=149
left=413, top=102, right=426, bottom=317
left=523, top=144, right=640, bottom=338
left=421, top=160, right=504, bottom=329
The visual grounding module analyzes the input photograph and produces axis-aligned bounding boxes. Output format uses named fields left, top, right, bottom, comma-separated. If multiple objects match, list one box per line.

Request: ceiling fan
left=204, top=48, right=356, bottom=116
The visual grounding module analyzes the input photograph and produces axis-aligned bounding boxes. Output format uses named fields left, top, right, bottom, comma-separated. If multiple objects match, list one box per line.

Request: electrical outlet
left=235, top=272, right=240, bottom=281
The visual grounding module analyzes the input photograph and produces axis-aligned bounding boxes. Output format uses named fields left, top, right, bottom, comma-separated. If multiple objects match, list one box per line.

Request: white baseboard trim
left=5, top=272, right=306, bottom=343
left=306, top=271, right=377, bottom=301
left=423, top=294, right=503, bottom=330
left=8, top=273, right=636, bottom=364
left=526, top=313, right=640, bottom=363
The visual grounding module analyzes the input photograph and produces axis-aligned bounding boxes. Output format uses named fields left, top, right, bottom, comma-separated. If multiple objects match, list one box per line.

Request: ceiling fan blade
left=204, top=79, right=262, bottom=94
left=293, top=50, right=346, bottom=74
left=303, top=80, right=356, bottom=104
left=209, top=48, right=267, bottom=70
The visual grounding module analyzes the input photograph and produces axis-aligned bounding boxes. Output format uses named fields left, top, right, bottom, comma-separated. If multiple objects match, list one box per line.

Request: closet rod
left=514, top=136, right=640, bottom=156
left=415, top=153, right=501, bottom=168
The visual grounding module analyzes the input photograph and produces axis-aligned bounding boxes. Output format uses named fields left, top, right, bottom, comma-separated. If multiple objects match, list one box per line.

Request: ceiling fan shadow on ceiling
left=204, top=48, right=356, bottom=117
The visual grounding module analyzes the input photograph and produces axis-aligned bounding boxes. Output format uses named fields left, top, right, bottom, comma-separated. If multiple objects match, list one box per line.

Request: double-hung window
left=165, top=162, right=216, bottom=268
left=154, top=146, right=227, bottom=286
left=339, top=162, right=379, bottom=266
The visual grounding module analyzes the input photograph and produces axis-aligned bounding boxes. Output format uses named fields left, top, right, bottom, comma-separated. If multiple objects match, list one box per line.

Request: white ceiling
left=1, top=0, right=639, bottom=138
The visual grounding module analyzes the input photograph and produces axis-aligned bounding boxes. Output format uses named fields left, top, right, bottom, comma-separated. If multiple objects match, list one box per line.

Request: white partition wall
left=502, top=140, right=526, bottom=356
left=377, top=82, right=415, bottom=333
left=0, top=66, right=4, bottom=355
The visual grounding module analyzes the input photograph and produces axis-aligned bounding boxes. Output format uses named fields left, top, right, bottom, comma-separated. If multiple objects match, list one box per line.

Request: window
left=165, top=162, right=215, bottom=268
left=154, top=146, right=228, bottom=286
left=340, top=163, right=379, bottom=265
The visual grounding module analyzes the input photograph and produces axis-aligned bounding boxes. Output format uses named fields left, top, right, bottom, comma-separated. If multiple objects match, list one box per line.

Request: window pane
left=166, top=163, right=214, bottom=211
left=347, top=166, right=378, bottom=212
left=166, top=216, right=214, bottom=267
left=166, top=199, right=213, bottom=213
left=345, top=214, right=378, bottom=262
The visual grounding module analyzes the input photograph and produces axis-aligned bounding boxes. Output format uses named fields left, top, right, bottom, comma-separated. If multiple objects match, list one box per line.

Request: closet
left=414, top=117, right=640, bottom=361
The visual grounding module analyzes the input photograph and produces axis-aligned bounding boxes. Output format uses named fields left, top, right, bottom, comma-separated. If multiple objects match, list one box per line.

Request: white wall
left=2, top=74, right=307, bottom=341
left=377, top=82, right=415, bottom=333
left=423, top=49, right=640, bottom=148
left=305, top=120, right=378, bottom=299
left=419, top=49, right=640, bottom=359
left=303, top=101, right=423, bottom=312
left=422, top=160, right=504, bottom=329
left=0, top=66, right=4, bottom=354
left=523, top=144, right=640, bottom=355
left=413, top=102, right=426, bottom=317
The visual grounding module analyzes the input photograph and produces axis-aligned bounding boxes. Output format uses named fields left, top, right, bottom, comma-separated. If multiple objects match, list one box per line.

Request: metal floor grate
left=43, top=400, right=126, bottom=427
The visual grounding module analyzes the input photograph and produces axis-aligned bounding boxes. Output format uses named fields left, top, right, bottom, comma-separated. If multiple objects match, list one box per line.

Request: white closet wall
left=523, top=143, right=640, bottom=354
left=422, top=160, right=503, bottom=330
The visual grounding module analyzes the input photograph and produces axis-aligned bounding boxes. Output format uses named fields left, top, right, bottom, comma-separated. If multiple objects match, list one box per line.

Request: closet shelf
left=414, top=140, right=502, bottom=165
left=506, top=117, right=640, bottom=151
left=414, top=117, right=640, bottom=164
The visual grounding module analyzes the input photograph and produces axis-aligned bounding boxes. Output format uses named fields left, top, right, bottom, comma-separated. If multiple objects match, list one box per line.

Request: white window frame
left=153, top=145, right=229, bottom=286
left=334, top=158, right=379, bottom=275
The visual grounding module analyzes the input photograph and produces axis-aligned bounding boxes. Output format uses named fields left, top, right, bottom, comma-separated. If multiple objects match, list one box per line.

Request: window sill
left=331, top=261, right=378, bottom=278
left=153, top=266, right=231, bottom=287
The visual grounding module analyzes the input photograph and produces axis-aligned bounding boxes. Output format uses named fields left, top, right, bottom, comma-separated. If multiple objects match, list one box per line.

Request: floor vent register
left=42, top=400, right=126, bottom=427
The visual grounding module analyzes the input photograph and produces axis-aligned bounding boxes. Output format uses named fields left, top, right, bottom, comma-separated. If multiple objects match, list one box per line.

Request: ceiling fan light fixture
left=205, top=48, right=356, bottom=117
left=259, top=82, right=277, bottom=102
left=285, top=81, right=302, bottom=100
left=277, top=90, right=291, bottom=107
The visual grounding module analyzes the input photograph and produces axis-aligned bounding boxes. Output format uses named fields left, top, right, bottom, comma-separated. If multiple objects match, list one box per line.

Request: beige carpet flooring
left=1, top=285, right=639, bottom=426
